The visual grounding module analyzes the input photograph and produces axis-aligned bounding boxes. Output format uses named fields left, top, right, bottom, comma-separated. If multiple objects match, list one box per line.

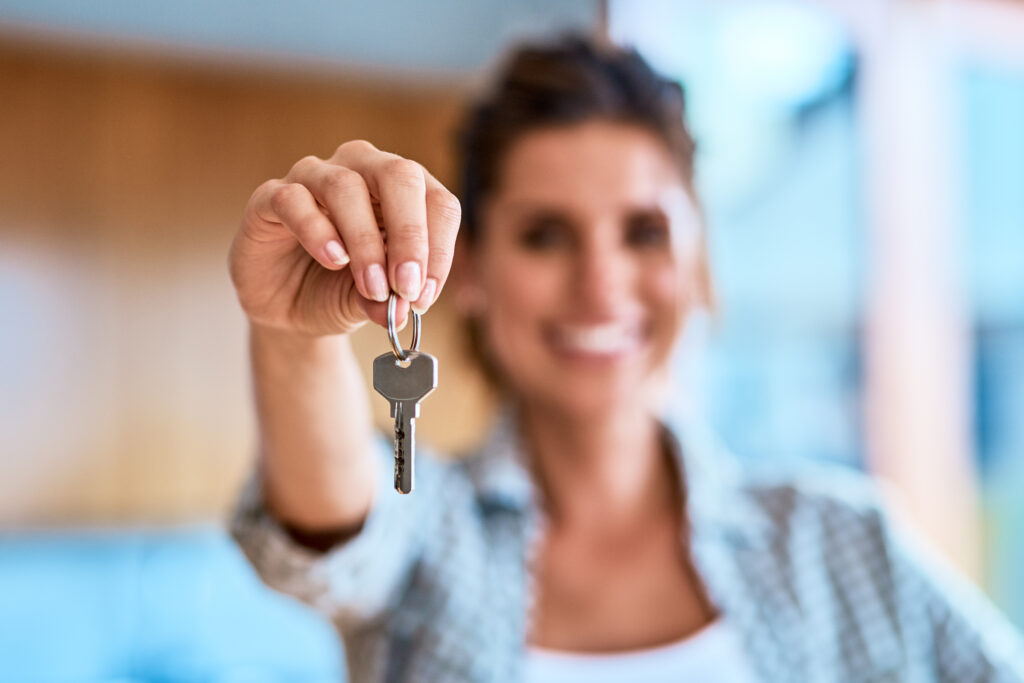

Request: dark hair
left=457, top=34, right=698, bottom=244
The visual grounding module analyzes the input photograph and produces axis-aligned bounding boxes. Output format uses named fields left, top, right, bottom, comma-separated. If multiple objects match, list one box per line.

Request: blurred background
left=1, top=0, right=1022, bottom=679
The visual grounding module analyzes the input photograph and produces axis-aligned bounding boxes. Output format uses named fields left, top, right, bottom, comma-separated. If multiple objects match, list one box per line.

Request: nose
left=574, top=230, right=630, bottom=314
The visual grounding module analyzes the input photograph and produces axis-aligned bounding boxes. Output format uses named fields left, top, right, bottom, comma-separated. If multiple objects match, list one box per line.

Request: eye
left=518, top=213, right=574, bottom=251
left=625, top=212, right=670, bottom=248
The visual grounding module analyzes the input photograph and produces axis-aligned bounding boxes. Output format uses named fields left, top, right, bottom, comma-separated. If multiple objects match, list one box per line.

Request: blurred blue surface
left=962, top=62, right=1024, bottom=630
left=963, top=64, right=1024, bottom=324
left=700, top=84, right=864, bottom=468
left=0, top=526, right=342, bottom=682
left=0, top=0, right=597, bottom=75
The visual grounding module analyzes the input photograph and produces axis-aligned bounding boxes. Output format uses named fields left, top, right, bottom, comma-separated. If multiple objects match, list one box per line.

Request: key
left=373, top=349, right=437, bottom=494
left=373, top=292, right=438, bottom=494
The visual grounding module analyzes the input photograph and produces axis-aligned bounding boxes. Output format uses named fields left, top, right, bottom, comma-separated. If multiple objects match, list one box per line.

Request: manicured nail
left=395, top=261, right=422, bottom=302
left=365, top=263, right=389, bottom=302
left=411, top=277, right=438, bottom=314
left=325, top=240, right=348, bottom=266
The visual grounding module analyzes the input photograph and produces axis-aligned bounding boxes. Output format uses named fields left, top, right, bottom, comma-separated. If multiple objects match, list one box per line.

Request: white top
left=523, top=620, right=759, bottom=683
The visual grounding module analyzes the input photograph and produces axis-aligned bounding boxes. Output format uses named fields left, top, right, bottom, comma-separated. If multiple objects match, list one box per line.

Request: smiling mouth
left=549, top=321, right=645, bottom=358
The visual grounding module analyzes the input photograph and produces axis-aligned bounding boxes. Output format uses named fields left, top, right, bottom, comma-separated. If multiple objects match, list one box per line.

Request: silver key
left=372, top=293, right=438, bottom=494
left=373, top=350, right=437, bottom=493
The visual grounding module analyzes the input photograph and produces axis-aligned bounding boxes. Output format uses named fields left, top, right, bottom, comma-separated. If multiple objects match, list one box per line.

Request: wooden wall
left=0, top=42, right=496, bottom=524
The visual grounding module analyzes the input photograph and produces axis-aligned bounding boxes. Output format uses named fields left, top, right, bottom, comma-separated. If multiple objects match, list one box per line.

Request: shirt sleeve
left=883, top=509, right=1024, bottom=682
left=228, top=434, right=444, bottom=634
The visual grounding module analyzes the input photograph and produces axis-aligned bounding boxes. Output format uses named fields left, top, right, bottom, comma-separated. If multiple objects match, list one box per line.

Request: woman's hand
left=229, top=140, right=462, bottom=336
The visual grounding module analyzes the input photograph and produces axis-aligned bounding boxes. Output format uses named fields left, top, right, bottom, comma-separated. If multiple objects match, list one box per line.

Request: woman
left=229, top=37, right=1024, bottom=681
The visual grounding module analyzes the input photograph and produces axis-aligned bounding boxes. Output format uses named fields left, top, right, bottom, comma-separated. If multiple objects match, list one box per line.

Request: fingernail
left=325, top=240, right=348, bottom=266
left=411, top=277, right=438, bottom=314
left=365, top=263, right=389, bottom=302
left=395, top=262, right=422, bottom=302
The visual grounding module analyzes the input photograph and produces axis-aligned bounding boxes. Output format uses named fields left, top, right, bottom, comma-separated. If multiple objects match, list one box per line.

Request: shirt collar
left=662, top=410, right=776, bottom=547
left=462, top=405, right=535, bottom=511
left=463, top=404, right=775, bottom=547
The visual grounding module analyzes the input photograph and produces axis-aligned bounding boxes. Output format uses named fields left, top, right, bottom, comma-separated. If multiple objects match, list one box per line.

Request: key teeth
left=393, top=451, right=413, bottom=494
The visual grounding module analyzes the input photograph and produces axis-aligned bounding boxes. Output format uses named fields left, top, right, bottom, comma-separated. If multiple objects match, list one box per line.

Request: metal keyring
left=387, top=291, right=420, bottom=361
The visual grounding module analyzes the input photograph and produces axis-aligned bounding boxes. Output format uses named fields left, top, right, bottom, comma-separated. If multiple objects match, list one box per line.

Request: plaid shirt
left=231, top=409, right=1024, bottom=682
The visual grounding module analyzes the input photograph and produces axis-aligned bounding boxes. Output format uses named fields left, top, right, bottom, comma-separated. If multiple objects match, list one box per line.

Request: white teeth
left=554, top=322, right=641, bottom=355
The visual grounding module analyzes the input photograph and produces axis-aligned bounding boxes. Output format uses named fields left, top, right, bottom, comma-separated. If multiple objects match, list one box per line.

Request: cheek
left=664, top=238, right=705, bottom=307
left=487, top=253, right=563, bottom=316
left=479, top=254, right=563, bottom=363
left=642, top=251, right=702, bottom=340
left=643, top=248, right=686, bottom=300
left=645, top=265, right=684, bottom=331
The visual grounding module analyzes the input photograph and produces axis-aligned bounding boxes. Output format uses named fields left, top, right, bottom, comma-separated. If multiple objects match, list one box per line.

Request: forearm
left=250, top=323, right=377, bottom=532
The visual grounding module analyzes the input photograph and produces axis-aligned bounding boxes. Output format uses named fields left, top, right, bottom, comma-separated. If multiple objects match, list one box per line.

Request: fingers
left=379, top=157, right=429, bottom=303
left=333, top=145, right=429, bottom=304
left=414, top=171, right=461, bottom=313
left=253, top=180, right=349, bottom=272
left=273, top=141, right=461, bottom=317
left=335, top=145, right=460, bottom=314
left=358, top=295, right=411, bottom=331
left=288, top=156, right=390, bottom=302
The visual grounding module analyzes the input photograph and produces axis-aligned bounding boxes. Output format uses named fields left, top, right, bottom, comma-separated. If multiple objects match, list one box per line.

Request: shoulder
left=674, top=416, right=894, bottom=556
left=669, top=415, right=891, bottom=552
left=731, top=464, right=916, bottom=643
left=743, top=460, right=891, bottom=533
left=729, top=460, right=901, bottom=578
left=733, top=463, right=1024, bottom=677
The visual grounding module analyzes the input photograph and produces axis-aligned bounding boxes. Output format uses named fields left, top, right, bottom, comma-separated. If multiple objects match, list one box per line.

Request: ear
left=449, top=239, right=488, bottom=316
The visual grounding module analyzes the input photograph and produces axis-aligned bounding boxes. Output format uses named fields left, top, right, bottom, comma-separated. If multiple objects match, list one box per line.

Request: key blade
left=393, top=404, right=415, bottom=494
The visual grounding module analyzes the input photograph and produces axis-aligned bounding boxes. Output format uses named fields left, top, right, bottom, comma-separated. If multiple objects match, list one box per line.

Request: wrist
left=249, top=321, right=353, bottom=361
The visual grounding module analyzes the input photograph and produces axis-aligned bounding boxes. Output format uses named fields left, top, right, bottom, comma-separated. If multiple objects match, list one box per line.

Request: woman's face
left=469, top=120, right=706, bottom=417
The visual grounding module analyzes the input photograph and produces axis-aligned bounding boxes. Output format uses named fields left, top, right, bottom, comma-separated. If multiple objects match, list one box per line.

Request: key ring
left=387, top=291, right=420, bottom=361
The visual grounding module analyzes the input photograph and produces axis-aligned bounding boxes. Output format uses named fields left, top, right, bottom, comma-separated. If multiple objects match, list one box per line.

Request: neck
left=518, top=399, right=677, bottom=533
